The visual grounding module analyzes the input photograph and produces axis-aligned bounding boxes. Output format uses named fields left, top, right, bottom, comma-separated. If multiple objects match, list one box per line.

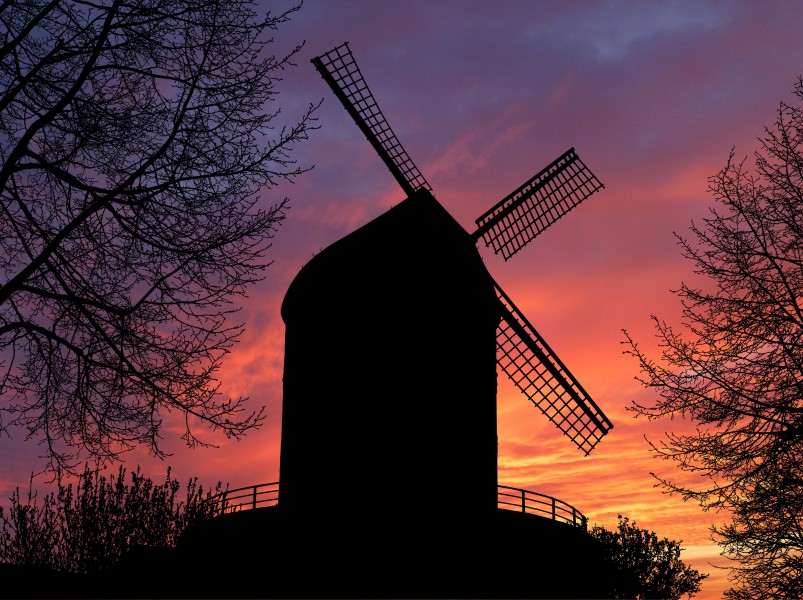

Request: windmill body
left=280, top=189, right=499, bottom=526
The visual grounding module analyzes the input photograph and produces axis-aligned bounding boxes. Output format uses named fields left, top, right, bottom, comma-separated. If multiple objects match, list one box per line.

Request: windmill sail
left=312, top=42, right=432, bottom=197
left=494, top=281, right=613, bottom=455
left=472, top=148, right=604, bottom=261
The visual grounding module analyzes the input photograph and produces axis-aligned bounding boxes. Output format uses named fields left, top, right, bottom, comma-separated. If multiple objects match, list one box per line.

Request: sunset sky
left=4, top=1, right=803, bottom=597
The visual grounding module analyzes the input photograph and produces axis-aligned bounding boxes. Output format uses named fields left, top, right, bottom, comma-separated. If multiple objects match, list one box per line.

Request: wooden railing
left=206, top=481, right=280, bottom=514
left=206, top=482, right=587, bottom=530
left=497, top=485, right=587, bottom=530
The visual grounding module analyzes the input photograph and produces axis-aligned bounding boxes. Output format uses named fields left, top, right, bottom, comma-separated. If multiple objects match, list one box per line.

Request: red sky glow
left=4, top=2, right=803, bottom=597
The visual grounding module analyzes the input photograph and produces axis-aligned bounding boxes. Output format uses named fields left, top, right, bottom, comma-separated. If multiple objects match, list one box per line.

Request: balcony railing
left=206, top=482, right=587, bottom=531
left=497, top=484, right=587, bottom=530
left=206, top=481, right=280, bottom=515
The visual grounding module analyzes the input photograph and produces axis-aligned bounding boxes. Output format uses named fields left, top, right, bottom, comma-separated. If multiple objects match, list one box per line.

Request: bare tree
left=622, top=76, right=803, bottom=598
left=0, top=0, right=318, bottom=473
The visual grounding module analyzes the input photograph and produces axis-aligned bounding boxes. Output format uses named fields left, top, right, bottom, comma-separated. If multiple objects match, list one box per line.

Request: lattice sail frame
left=473, top=148, right=604, bottom=261
left=494, top=282, right=613, bottom=455
left=312, top=42, right=432, bottom=197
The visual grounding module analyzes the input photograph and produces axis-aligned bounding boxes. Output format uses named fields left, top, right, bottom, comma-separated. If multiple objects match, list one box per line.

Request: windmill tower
left=278, top=42, right=613, bottom=535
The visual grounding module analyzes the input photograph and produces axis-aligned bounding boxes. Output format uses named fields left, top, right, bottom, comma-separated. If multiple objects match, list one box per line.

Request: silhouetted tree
left=0, top=1, right=319, bottom=473
left=0, top=464, right=226, bottom=574
left=622, top=76, right=803, bottom=598
left=591, top=515, right=707, bottom=599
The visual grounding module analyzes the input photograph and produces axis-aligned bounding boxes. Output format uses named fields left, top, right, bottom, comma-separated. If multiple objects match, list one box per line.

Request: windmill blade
left=312, top=42, right=432, bottom=197
left=472, top=148, right=604, bottom=260
left=494, top=282, right=613, bottom=455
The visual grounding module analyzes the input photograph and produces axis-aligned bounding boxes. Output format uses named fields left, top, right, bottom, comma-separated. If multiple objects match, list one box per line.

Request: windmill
left=169, top=42, right=618, bottom=600
left=311, top=42, right=612, bottom=451
left=276, top=42, right=612, bottom=532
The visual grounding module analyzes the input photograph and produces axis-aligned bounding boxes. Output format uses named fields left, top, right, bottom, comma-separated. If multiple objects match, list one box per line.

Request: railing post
left=572, top=507, right=576, bottom=526
left=552, top=497, right=556, bottom=521
left=253, top=486, right=257, bottom=510
left=521, top=489, right=526, bottom=513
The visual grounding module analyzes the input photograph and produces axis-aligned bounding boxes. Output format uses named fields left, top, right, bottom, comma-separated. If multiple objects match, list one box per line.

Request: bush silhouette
left=591, top=514, right=707, bottom=599
left=0, top=464, right=226, bottom=574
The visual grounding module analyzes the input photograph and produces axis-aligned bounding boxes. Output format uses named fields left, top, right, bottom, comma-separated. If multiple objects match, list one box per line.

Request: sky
left=3, top=1, right=803, bottom=597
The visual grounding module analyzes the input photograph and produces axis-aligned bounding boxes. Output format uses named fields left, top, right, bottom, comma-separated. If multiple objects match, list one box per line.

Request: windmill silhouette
left=274, top=38, right=613, bottom=577
left=172, top=42, right=616, bottom=600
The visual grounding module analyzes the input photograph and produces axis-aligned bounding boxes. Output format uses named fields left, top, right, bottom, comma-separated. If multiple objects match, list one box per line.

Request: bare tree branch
left=622, top=76, right=803, bottom=598
left=0, top=0, right=319, bottom=474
